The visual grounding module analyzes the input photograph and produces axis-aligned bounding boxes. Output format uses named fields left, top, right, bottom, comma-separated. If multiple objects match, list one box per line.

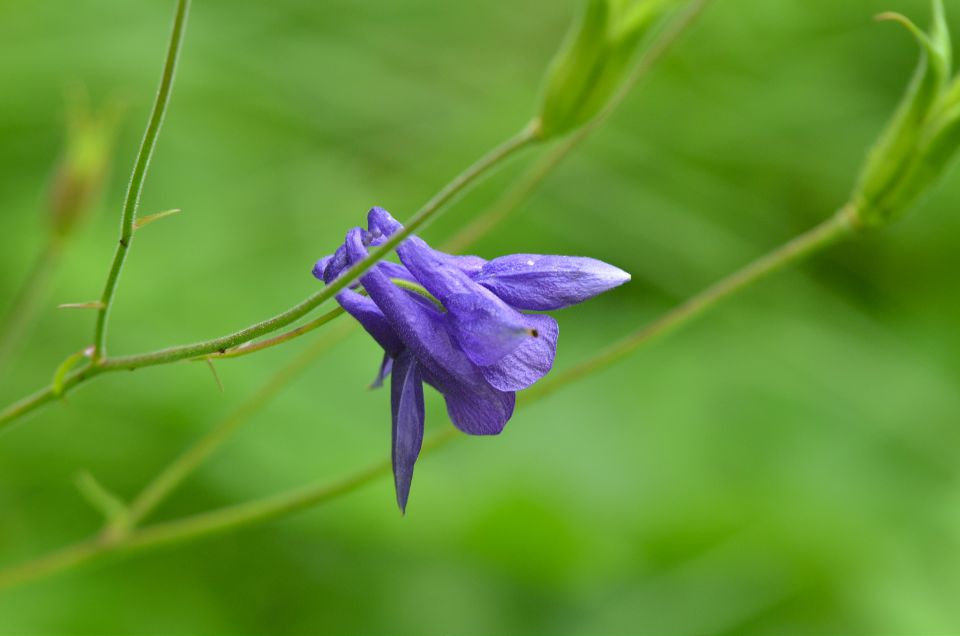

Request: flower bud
left=536, top=0, right=676, bottom=139
left=48, top=94, right=120, bottom=238
left=852, top=0, right=960, bottom=225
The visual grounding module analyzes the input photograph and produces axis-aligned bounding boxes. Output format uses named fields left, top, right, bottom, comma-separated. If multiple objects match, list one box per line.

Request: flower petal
left=344, top=228, right=514, bottom=435
left=367, top=206, right=402, bottom=237
left=312, top=255, right=333, bottom=281
left=421, top=367, right=515, bottom=436
left=391, top=350, right=424, bottom=513
left=322, top=244, right=349, bottom=284
left=370, top=352, right=393, bottom=389
left=398, top=236, right=535, bottom=366
left=336, top=289, right=404, bottom=357
left=480, top=314, right=559, bottom=391
left=474, top=254, right=631, bottom=310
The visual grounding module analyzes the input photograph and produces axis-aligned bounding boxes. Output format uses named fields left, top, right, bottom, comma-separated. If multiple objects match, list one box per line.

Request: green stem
left=91, top=0, right=190, bottom=362
left=204, top=307, right=347, bottom=361
left=0, top=205, right=860, bottom=591
left=0, top=125, right=537, bottom=431
left=125, top=322, right=354, bottom=527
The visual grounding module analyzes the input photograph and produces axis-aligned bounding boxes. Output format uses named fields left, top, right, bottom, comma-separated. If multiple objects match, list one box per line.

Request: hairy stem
left=0, top=205, right=860, bottom=591
left=91, top=0, right=190, bottom=362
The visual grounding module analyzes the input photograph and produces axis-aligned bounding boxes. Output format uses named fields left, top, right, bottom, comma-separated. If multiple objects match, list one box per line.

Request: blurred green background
left=2, top=0, right=960, bottom=633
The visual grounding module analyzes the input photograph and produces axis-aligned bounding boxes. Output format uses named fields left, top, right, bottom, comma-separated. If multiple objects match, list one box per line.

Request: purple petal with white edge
left=390, top=350, right=424, bottom=513
left=480, top=314, right=559, bottom=392
left=371, top=352, right=393, bottom=389
left=397, top=236, right=535, bottom=366
left=474, top=254, right=631, bottom=310
left=344, top=228, right=514, bottom=435
left=336, top=289, right=403, bottom=357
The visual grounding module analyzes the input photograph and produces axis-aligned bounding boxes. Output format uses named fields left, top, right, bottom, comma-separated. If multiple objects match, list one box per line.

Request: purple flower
left=313, top=207, right=630, bottom=512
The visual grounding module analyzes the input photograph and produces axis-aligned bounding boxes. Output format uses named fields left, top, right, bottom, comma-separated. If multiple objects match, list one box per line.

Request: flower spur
left=314, top=207, right=630, bottom=512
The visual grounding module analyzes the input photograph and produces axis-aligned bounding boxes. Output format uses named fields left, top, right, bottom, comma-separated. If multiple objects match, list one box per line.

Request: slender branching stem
left=0, top=124, right=537, bottom=431
left=91, top=0, right=190, bottom=362
left=0, top=204, right=861, bottom=591
left=202, top=307, right=347, bottom=361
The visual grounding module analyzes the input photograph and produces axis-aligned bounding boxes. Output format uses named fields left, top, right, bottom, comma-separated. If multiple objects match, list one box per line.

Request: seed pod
left=537, top=0, right=676, bottom=139
left=853, top=0, right=960, bottom=225
left=48, top=94, right=120, bottom=238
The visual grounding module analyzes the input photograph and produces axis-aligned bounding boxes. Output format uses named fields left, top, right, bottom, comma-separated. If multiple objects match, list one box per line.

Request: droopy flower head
left=314, top=207, right=630, bottom=512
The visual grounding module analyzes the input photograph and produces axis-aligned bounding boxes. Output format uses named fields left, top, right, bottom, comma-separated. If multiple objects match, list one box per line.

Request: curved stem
left=91, top=0, right=190, bottom=362
left=0, top=124, right=538, bottom=431
left=0, top=205, right=860, bottom=591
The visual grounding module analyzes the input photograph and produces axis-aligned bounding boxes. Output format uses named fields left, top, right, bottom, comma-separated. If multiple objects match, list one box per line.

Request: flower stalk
left=91, top=0, right=191, bottom=362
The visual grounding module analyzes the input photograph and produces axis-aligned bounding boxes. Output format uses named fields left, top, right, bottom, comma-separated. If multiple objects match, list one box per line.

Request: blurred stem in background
left=0, top=94, right=120, bottom=376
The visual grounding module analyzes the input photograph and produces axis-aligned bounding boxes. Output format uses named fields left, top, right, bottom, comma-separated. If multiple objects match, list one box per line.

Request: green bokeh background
left=2, top=0, right=960, bottom=633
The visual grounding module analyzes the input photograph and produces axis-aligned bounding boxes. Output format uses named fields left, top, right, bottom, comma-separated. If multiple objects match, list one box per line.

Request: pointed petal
left=480, top=314, right=559, bottom=391
left=344, top=229, right=514, bottom=435
left=370, top=352, right=393, bottom=389
left=474, top=254, right=631, bottom=310
left=397, top=236, right=535, bottom=366
left=391, top=350, right=424, bottom=513
left=336, top=289, right=404, bottom=357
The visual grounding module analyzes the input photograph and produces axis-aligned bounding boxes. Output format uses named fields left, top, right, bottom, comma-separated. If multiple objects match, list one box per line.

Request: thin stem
left=0, top=237, right=65, bottom=375
left=444, top=0, right=712, bottom=252
left=91, top=0, right=190, bottom=362
left=125, top=322, right=354, bottom=527
left=203, top=279, right=441, bottom=361
left=204, top=307, right=346, bottom=361
left=0, top=205, right=860, bottom=591
left=0, top=123, right=537, bottom=431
